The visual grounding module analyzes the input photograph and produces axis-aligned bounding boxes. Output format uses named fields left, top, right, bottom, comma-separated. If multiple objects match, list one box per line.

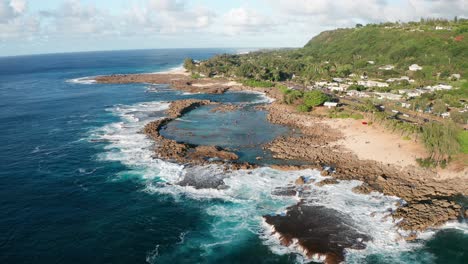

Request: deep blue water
left=0, top=49, right=466, bottom=264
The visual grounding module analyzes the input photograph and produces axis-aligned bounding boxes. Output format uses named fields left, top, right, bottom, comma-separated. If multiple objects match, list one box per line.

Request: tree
left=432, top=99, right=447, bottom=115
left=303, top=90, right=330, bottom=107
left=451, top=111, right=468, bottom=125
left=183, top=58, right=195, bottom=72
left=422, top=121, right=461, bottom=163
left=356, top=23, right=363, bottom=28
left=297, top=104, right=311, bottom=112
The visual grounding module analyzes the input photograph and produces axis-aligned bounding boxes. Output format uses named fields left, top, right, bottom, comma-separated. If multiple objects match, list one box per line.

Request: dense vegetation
left=187, top=18, right=468, bottom=86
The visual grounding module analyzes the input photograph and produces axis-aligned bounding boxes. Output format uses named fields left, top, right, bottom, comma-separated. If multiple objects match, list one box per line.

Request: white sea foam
left=67, top=76, right=97, bottom=85
left=228, top=90, right=276, bottom=104
left=150, top=65, right=184, bottom=74
left=92, top=98, right=466, bottom=263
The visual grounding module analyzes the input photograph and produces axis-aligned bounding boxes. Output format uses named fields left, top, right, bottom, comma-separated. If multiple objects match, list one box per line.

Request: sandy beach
left=324, top=118, right=427, bottom=167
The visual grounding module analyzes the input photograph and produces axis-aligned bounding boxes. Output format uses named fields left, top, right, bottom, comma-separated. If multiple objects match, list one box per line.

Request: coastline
left=92, top=69, right=467, bottom=261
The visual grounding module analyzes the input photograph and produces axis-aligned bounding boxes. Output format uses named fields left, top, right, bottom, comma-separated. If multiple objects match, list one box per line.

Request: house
left=409, top=64, right=423, bottom=71
left=328, top=84, right=349, bottom=92
left=358, top=80, right=389, bottom=88
left=387, top=76, right=415, bottom=83
left=347, top=90, right=370, bottom=98
left=375, top=92, right=403, bottom=101
left=401, top=102, right=411, bottom=108
left=324, top=102, right=338, bottom=108
left=450, top=74, right=461, bottom=81
left=425, top=84, right=453, bottom=92
left=367, top=61, right=375, bottom=65
left=435, top=26, right=451, bottom=30
left=333, top=78, right=344, bottom=83
left=398, top=89, right=425, bottom=98
left=314, top=81, right=329, bottom=87
left=441, top=112, right=451, bottom=119
left=379, top=65, right=395, bottom=71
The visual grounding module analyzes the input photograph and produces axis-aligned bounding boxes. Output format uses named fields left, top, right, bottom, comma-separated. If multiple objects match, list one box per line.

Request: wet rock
left=295, top=176, right=306, bottom=186
left=189, top=146, right=238, bottom=161
left=352, top=183, right=373, bottom=194
left=264, top=204, right=370, bottom=264
left=272, top=186, right=297, bottom=196
left=210, top=104, right=242, bottom=113
left=166, top=99, right=212, bottom=118
left=316, top=178, right=339, bottom=187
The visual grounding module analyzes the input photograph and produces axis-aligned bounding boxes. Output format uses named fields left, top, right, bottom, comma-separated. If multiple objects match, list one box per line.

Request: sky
left=0, top=0, right=467, bottom=56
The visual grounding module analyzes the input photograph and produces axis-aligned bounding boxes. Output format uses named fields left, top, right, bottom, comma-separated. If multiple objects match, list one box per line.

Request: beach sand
left=323, top=119, right=426, bottom=167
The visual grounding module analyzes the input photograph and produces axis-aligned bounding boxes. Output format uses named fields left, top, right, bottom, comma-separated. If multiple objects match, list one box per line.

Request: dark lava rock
left=177, top=167, right=229, bottom=189
left=271, top=186, right=297, bottom=196
left=264, top=204, right=370, bottom=264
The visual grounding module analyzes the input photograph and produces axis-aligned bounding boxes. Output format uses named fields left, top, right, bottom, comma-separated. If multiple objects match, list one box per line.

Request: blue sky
left=0, top=0, right=466, bottom=56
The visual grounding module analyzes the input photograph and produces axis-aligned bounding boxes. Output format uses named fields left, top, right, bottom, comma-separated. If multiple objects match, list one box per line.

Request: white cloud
left=222, top=7, right=275, bottom=35
left=269, top=0, right=467, bottom=26
left=1, top=0, right=468, bottom=54
left=123, top=0, right=215, bottom=34
left=0, top=0, right=26, bottom=23
left=10, top=0, right=25, bottom=13
left=148, top=0, right=186, bottom=12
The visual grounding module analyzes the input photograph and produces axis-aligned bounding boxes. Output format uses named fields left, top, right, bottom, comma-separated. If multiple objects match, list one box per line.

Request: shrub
left=191, top=73, right=202, bottom=79
left=422, top=121, right=461, bottom=162
left=241, top=79, right=274, bottom=88
left=416, top=157, right=437, bottom=168
left=457, top=131, right=468, bottom=154
left=276, top=84, right=289, bottom=94
left=303, top=90, right=330, bottom=107
left=297, top=104, right=311, bottom=112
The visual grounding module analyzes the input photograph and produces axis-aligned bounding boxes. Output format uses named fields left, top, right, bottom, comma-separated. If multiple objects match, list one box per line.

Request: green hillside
left=303, top=24, right=468, bottom=80
left=187, top=19, right=468, bottom=85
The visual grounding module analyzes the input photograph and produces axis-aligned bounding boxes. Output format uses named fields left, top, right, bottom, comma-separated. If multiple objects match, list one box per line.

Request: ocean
left=0, top=49, right=466, bottom=264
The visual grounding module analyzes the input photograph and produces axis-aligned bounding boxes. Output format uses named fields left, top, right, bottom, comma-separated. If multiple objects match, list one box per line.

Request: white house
left=379, top=65, right=395, bottom=71
left=398, top=89, right=426, bottom=98
left=375, top=92, right=402, bottom=101
left=358, top=80, right=389, bottom=88
left=314, top=81, right=329, bottom=87
left=324, top=102, right=338, bottom=108
left=409, top=64, right=423, bottom=71
left=347, top=90, right=370, bottom=98
left=328, top=84, right=349, bottom=92
left=401, top=102, right=411, bottom=108
left=435, top=26, right=451, bottom=31
left=387, top=76, right=415, bottom=83
left=441, top=112, right=451, bottom=118
left=450, top=74, right=461, bottom=80
left=367, top=61, right=375, bottom=65
left=425, top=84, right=453, bottom=91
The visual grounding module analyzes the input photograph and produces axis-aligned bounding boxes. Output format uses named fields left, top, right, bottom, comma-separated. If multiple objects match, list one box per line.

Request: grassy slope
left=303, top=27, right=468, bottom=78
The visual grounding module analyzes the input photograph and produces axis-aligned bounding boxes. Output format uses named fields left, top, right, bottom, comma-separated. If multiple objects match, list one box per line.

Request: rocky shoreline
left=95, top=72, right=467, bottom=263
left=264, top=102, right=466, bottom=232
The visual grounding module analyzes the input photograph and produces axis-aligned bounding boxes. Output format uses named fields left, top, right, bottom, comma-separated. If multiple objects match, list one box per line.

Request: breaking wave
left=67, top=76, right=97, bottom=85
